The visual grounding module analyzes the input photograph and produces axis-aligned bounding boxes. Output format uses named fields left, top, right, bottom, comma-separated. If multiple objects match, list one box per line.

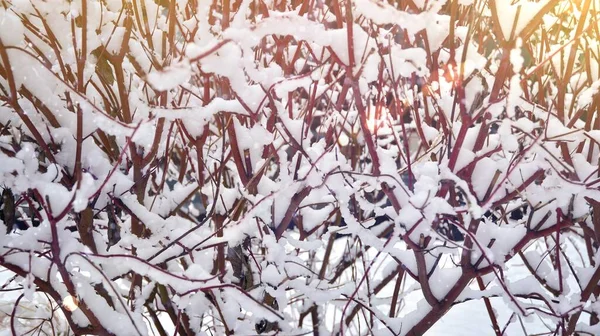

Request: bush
left=0, top=0, right=599, bottom=335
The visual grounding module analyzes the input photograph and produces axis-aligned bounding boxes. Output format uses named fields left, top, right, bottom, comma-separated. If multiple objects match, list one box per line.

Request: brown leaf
left=2, top=188, right=15, bottom=234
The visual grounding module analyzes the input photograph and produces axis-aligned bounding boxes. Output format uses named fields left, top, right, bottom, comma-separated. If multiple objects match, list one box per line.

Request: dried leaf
left=91, top=47, right=115, bottom=85
left=1, top=188, right=15, bottom=234
left=255, top=319, right=279, bottom=334
left=228, top=244, right=253, bottom=290
left=106, top=205, right=121, bottom=251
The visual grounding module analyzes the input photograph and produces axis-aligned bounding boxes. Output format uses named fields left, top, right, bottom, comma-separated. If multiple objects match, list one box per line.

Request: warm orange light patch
left=366, top=106, right=390, bottom=133
left=62, top=295, right=79, bottom=312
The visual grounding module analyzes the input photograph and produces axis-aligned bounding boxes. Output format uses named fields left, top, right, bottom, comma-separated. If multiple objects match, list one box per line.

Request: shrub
left=0, top=0, right=599, bottom=335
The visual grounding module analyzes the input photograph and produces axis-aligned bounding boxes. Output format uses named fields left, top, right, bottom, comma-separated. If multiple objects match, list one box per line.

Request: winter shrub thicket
left=0, top=0, right=599, bottom=335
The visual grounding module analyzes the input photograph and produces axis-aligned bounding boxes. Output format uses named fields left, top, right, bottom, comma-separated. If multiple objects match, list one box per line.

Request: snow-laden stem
left=1, top=0, right=599, bottom=335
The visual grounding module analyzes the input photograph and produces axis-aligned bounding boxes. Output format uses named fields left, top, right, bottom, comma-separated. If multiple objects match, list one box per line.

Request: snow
left=0, top=8, right=25, bottom=46
left=578, top=79, right=600, bottom=109
left=1, top=0, right=600, bottom=335
left=471, top=158, right=499, bottom=201
left=494, top=0, right=551, bottom=41
left=147, top=61, right=192, bottom=91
